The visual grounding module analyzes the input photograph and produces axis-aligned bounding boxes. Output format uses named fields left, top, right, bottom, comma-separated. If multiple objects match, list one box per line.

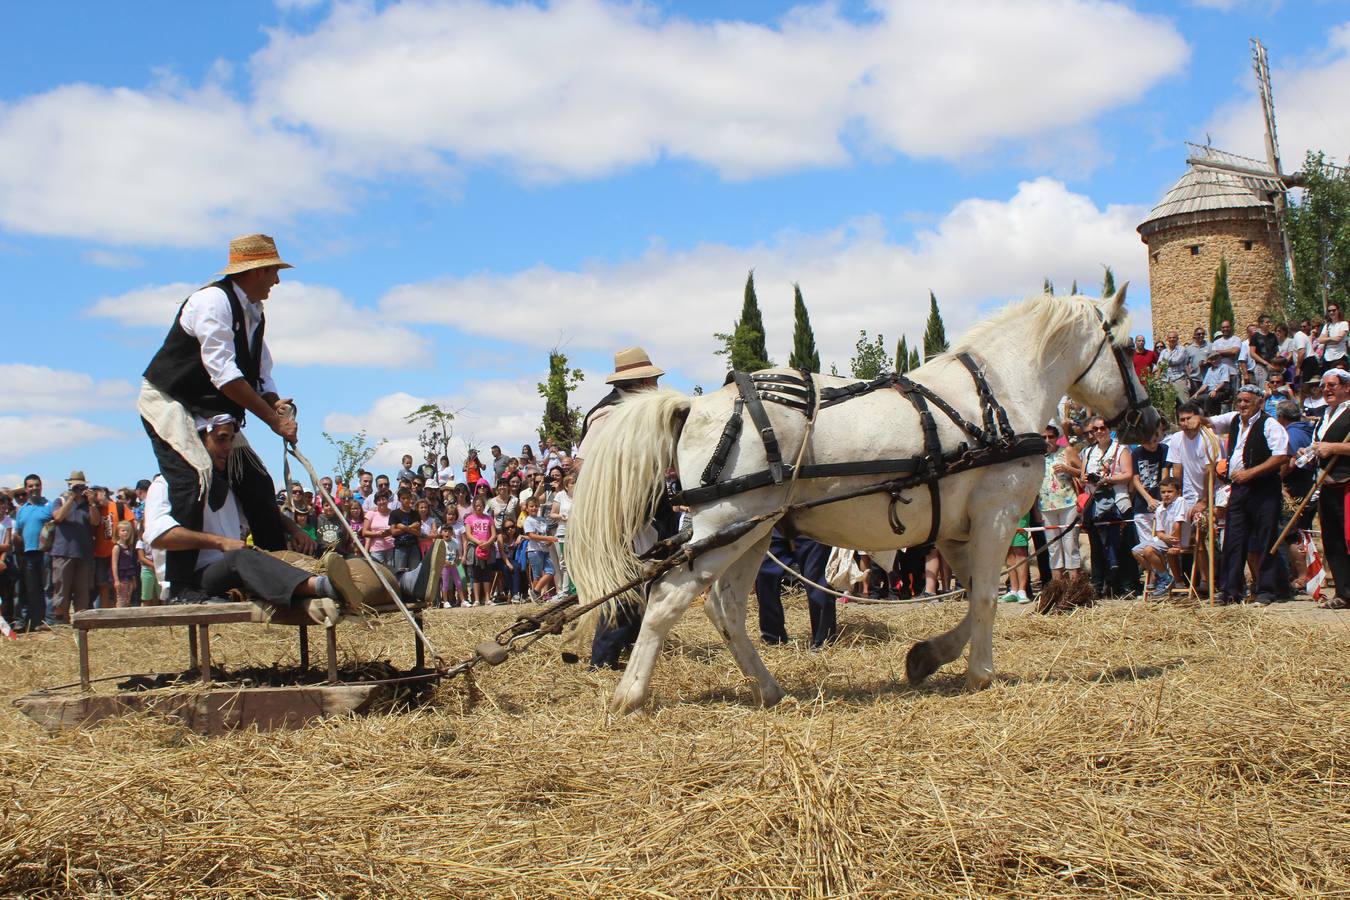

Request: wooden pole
left=1207, top=466, right=1216, bottom=606
left=1270, top=465, right=1331, bottom=555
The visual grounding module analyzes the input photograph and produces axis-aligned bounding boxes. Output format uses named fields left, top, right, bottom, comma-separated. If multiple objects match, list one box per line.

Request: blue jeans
left=18, top=551, right=47, bottom=630
left=393, top=543, right=422, bottom=573
left=527, top=550, right=553, bottom=581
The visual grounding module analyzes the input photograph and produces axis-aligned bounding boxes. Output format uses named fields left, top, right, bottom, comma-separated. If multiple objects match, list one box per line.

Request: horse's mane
left=950, top=293, right=1131, bottom=363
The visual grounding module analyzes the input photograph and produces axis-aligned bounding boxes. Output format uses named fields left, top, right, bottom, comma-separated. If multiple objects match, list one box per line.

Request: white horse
left=569, top=288, right=1158, bottom=714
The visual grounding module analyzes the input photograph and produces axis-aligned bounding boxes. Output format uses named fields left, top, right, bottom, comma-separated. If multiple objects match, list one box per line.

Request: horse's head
left=1068, top=284, right=1160, bottom=443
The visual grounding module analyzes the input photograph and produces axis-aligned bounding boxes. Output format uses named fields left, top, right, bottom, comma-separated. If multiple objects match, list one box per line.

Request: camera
left=1085, top=472, right=1101, bottom=485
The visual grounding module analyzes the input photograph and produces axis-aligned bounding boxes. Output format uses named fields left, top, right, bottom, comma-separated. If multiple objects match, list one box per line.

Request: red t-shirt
left=1131, top=348, right=1158, bottom=379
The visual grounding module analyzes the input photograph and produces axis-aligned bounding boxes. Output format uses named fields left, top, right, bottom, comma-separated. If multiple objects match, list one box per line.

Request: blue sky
left=3, top=0, right=1349, bottom=489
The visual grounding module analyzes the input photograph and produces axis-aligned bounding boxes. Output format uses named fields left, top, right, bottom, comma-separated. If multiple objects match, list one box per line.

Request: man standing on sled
left=138, top=234, right=302, bottom=600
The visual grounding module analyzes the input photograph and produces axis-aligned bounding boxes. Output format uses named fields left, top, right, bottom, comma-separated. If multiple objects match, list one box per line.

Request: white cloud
left=323, top=379, right=548, bottom=472
left=380, top=178, right=1151, bottom=384
left=252, top=0, right=1187, bottom=180
left=0, top=416, right=122, bottom=462
left=83, top=249, right=145, bottom=269
left=0, top=364, right=136, bottom=414
left=0, top=83, right=340, bottom=246
left=87, top=280, right=433, bottom=368
left=1207, top=23, right=1350, bottom=166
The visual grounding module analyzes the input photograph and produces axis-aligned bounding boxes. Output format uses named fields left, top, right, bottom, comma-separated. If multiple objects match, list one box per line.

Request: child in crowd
left=137, top=530, right=159, bottom=606
left=522, top=496, right=558, bottom=602
left=439, top=506, right=464, bottom=607
left=1132, top=478, right=1186, bottom=597
left=463, top=495, right=496, bottom=606
left=498, top=520, right=526, bottom=602
left=110, top=520, right=138, bottom=608
left=1001, top=513, right=1032, bottom=604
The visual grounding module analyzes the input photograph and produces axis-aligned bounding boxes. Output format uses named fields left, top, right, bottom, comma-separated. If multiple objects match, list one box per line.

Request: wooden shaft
left=298, top=624, right=310, bottom=670
left=77, top=630, right=91, bottom=692
left=1269, top=465, right=1332, bottom=555
left=197, top=624, right=213, bottom=684
left=187, top=626, right=199, bottom=672
left=1207, top=467, right=1216, bottom=607
left=326, top=624, right=338, bottom=684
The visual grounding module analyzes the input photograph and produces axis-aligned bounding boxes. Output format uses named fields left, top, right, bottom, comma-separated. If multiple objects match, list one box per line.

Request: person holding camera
left=1082, top=417, right=1137, bottom=598
left=49, top=470, right=99, bottom=623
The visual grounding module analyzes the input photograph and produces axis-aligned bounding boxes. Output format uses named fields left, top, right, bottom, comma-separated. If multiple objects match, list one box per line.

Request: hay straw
left=1, top=599, right=1348, bottom=896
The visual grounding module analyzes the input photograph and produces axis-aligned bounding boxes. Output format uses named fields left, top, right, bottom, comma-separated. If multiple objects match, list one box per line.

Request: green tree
left=923, top=291, right=949, bottom=358
left=1101, top=265, right=1117, bottom=298
left=849, top=330, right=892, bottom=379
left=404, top=403, right=459, bottom=463
left=895, top=336, right=922, bottom=373
left=1209, top=256, right=1235, bottom=337
left=322, top=430, right=386, bottom=487
left=1284, top=150, right=1350, bottom=323
left=1070, top=279, right=1079, bottom=295
left=715, top=270, right=774, bottom=371
left=536, top=349, right=585, bottom=449
left=1043, top=277, right=1055, bottom=296
left=787, top=284, right=820, bottom=372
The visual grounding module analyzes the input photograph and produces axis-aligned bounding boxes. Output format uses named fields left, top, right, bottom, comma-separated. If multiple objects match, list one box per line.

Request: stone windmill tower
left=1138, top=39, right=1300, bottom=341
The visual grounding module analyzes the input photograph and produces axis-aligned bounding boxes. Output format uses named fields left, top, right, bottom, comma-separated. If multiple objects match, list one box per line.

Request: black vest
left=579, top=388, right=624, bottom=442
left=1319, top=408, right=1350, bottom=483
left=143, top=278, right=265, bottom=420
left=1229, top=412, right=1278, bottom=488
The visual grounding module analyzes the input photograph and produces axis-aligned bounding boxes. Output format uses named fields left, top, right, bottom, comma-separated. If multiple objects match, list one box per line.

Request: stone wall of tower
left=1142, top=216, right=1283, bottom=340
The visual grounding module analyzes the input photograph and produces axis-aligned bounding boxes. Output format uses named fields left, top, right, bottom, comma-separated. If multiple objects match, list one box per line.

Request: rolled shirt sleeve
left=1264, top=416, right=1289, bottom=457
left=178, top=281, right=270, bottom=392
left=141, top=477, right=180, bottom=549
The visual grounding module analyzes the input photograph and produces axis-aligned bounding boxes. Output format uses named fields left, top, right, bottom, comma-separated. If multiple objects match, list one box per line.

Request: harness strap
left=957, top=353, right=1014, bottom=444
left=701, top=397, right=744, bottom=486
left=734, top=371, right=785, bottom=484
left=893, top=381, right=944, bottom=544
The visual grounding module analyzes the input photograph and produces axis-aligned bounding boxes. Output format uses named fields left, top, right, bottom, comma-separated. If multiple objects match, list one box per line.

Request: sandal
left=1315, top=596, right=1350, bottom=610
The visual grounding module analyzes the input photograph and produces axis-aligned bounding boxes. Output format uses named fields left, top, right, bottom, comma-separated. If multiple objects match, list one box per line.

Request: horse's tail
left=569, top=389, right=692, bottom=611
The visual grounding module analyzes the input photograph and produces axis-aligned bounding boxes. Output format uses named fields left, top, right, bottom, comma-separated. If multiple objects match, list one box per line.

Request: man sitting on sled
left=143, top=416, right=444, bottom=624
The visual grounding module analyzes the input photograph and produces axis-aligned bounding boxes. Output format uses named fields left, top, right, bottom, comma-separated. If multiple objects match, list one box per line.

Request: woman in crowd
left=519, top=444, right=540, bottom=477
left=1039, top=423, right=1083, bottom=583
left=551, top=471, right=575, bottom=594
left=362, top=490, right=396, bottom=567
left=463, top=495, right=496, bottom=606
left=436, top=455, right=455, bottom=487
left=453, top=483, right=473, bottom=524
left=1318, top=304, right=1347, bottom=374
left=463, top=448, right=485, bottom=488
left=0, top=496, right=16, bottom=626
left=1082, top=416, right=1137, bottom=597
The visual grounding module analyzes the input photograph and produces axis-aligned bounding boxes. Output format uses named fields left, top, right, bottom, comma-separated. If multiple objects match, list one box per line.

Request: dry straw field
left=2, top=599, right=1348, bottom=897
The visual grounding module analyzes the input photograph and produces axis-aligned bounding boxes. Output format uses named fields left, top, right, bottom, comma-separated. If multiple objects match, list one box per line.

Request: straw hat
left=65, top=470, right=87, bottom=485
left=218, top=234, right=293, bottom=276
left=605, top=346, right=664, bottom=384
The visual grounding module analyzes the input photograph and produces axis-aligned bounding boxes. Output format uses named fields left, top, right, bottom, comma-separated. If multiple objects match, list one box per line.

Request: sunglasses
left=1090, top=426, right=1109, bottom=432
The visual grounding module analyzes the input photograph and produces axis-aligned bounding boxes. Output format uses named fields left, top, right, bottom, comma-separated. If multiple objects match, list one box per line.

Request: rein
left=1073, top=307, right=1153, bottom=434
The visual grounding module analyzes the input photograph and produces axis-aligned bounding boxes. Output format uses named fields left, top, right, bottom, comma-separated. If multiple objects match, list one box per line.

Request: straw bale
left=1, top=599, right=1348, bottom=897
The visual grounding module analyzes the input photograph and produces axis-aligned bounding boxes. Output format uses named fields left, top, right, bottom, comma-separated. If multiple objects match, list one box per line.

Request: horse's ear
left=1108, top=282, right=1129, bottom=324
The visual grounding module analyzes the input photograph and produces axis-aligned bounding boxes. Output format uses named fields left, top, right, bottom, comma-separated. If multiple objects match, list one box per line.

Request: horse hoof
left=906, top=640, right=942, bottom=684
left=754, top=683, right=786, bottom=708
left=965, top=670, right=993, bottom=691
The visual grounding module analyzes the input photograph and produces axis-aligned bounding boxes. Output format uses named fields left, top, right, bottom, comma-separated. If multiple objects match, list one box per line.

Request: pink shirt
left=363, top=509, right=394, bottom=552
left=464, top=512, right=494, bottom=561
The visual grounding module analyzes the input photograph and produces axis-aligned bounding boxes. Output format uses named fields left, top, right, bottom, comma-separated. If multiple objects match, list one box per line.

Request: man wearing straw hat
left=138, top=234, right=303, bottom=600
left=564, top=347, right=676, bottom=668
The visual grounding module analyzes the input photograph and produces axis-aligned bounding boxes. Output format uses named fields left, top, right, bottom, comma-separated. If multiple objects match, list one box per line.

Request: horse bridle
left=1073, top=306, right=1154, bottom=432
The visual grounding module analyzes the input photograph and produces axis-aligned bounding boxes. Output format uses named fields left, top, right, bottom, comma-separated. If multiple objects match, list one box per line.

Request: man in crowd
left=1308, top=369, right=1350, bottom=609
left=356, top=470, right=374, bottom=506
left=1158, top=329, right=1194, bottom=404
left=1165, top=402, right=1221, bottom=591
left=1193, top=360, right=1232, bottom=415
left=490, top=445, right=510, bottom=484
left=138, top=234, right=302, bottom=599
left=49, top=470, right=97, bottom=622
left=1247, top=315, right=1280, bottom=390
left=1208, top=385, right=1289, bottom=605
left=14, top=474, right=52, bottom=631
left=1131, top=335, right=1158, bottom=380
left=1209, top=319, right=1242, bottom=392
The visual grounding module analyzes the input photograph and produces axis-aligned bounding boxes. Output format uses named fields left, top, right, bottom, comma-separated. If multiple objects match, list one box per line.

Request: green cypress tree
left=730, top=270, right=772, bottom=371
left=1209, top=257, right=1235, bottom=337
left=1102, top=265, right=1116, bottom=298
left=1043, top=277, right=1055, bottom=296
left=787, top=283, right=820, bottom=372
left=923, top=291, right=949, bottom=359
left=896, top=335, right=910, bottom=374
left=1070, top=279, right=1079, bottom=295
left=909, top=346, right=922, bottom=371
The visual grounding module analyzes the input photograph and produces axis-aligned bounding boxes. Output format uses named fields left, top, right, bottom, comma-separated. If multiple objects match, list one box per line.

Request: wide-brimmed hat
left=605, top=346, right=664, bottom=384
left=65, top=470, right=87, bottom=484
left=218, top=233, right=293, bottom=276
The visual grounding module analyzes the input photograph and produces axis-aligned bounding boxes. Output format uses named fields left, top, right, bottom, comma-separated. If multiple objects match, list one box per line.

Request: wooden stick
left=1207, top=466, right=1216, bottom=607
left=1269, top=465, right=1331, bottom=555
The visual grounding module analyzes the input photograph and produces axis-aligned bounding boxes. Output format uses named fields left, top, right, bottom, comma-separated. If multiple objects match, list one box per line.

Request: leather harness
left=680, top=351, right=1042, bottom=545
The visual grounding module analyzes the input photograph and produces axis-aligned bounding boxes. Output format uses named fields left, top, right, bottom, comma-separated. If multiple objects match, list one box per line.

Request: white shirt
left=1153, top=496, right=1185, bottom=538
left=1321, top=321, right=1349, bottom=362
left=1314, top=400, right=1349, bottom=442
left=1209, top=335, right=1242, bottom=378
left=1163, top=430, right=1220, bottom=502
left=1292, top=330, right=1312, bottom=363
left=179, top=280, right=277, bottom=396
left=142, top=475, right=245, bottom=573
left=1210, top=410, right=1290, bottom=475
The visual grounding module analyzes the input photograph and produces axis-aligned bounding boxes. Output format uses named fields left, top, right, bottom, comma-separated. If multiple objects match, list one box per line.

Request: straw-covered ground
left=2, top=598, right=1348, bottom=897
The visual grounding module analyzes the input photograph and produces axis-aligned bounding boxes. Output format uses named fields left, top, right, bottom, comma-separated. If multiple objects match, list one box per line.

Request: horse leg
left=701, top=535, right=785, bottom=707
left=906, top=538, right=975, bottom=684
left=961, top=523, right=1011, bottom=691
left=610, top=527, right=774, bottom=715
